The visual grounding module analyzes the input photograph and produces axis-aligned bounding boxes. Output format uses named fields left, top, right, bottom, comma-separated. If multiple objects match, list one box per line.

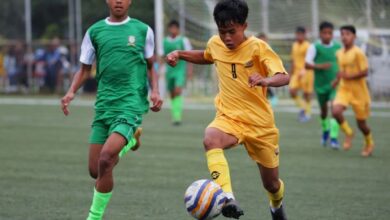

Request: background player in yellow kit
left=332, top=25, right=374, bottom=157
left=289, top=27, right=314, bottom=122
left=166, top=1, right=290, bottom=219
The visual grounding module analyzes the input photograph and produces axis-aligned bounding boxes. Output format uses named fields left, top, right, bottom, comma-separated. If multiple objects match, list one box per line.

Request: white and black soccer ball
left=184, top=179, right=227, bottom=220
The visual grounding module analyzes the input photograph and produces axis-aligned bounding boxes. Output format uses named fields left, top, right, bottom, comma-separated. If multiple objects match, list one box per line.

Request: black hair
left=296, top=26, right=306, bottom=33
left=319, top=21, right=334, bottom=31
left=213, top=0, right=249, bottom=27
left=340, top=25, right=356, bottom=35
left=168, top=20, right=180, bottom=28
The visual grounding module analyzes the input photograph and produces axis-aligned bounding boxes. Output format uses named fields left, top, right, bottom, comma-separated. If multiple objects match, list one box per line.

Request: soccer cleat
left=298, top=109, right=305, bottom=121
left=222, top=199, right=244, bottom=219
left=343, top=133, right=354, bottom=151
left=270, top=205, right=288, bottom=220
left=173, top=121, right=182, bottom=126
left=131, top=127, right=143, bottom=151
left=330, top=138, right=340, bottom=150
left=321, top=130, right=330, bottom=146
left=361, top=143, right=374, bottom=157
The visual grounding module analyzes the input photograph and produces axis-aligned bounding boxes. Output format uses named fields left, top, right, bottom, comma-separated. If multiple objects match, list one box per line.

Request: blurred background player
left=305, top=21, right=341, bottom=149
left=61, top=0, right=162, bottom=219
left=289, top=27, right=313, bottom=122
left=257, top=32, right=278, bottom=107
left=332, top=25, right=375, bottom=157
left=163, top=20, right=193, bottom=125
left=166, top=0, right=290, bottom=219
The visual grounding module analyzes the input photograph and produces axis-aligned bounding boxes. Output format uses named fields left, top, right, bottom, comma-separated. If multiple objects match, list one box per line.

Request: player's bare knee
left=203, top=136, right=221, bottom=151
left=263, top=179, right=280, bottom=193
left=88, top=167, right=98, bottom=179
left=98, top=152, right=116, bottom=171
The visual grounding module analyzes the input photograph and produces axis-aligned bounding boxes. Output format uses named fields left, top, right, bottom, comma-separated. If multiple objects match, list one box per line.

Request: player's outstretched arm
left=249, top=73, right=290, bottom=88
left=166, top=50, right=213, bottom=67
left=146, top=57, right=163, bottom=112
left=61, top=64, right=92, bottom=116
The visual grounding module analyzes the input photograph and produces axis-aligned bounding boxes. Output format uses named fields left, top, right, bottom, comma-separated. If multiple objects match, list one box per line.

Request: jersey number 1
left=231, top=64, right=237, bottom=79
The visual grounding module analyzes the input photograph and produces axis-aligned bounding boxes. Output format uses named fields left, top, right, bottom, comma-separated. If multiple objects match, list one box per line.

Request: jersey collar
left=105, top=16, right=130, bottom=26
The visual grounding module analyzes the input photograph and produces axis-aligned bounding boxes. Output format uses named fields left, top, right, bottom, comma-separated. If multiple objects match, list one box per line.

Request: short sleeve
left=144, top=27, right=155, bottom=59
left=203, top=39, right=214, bottom=62
left=305, top=44, right=316, bottom=65
left=79, top=31, right=95, bottom=65
left=259, top=43, right=287, bottom=77
left=356, top=49, right=368, bottom=71
left=183, top=37, right=192, bottom=50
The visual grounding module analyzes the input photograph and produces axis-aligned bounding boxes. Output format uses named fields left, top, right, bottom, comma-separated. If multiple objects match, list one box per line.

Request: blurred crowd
left=0, top=38, right=92, bottom=94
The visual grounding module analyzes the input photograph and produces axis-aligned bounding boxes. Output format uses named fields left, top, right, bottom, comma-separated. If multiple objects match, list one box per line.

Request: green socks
left=321, top=118, right=330, bottom=132
left=330, top=118, right=339, bottom=139
left=87, top=188, right=112, bottom=220
left=119, top=137, right=137, bottom=158
left=321, top=118, right=339, bottom=138
left=171, top=96, right=183, bottom=122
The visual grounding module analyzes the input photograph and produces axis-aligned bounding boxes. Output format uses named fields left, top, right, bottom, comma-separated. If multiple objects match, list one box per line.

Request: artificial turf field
left=0, top=102, right=389, bottom=220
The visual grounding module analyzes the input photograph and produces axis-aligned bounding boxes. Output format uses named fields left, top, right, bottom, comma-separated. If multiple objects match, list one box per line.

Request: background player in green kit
left=60, top=0, right=162, bottom=219
left=305, top=21, right=341, bottom=148
left=163, top=20, right=193, bottom=125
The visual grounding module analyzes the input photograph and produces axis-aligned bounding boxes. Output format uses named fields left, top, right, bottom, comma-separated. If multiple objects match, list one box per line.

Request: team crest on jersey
left=128, top=36, right=136, bottom=46
left=244, top=60, right=254, bottom=68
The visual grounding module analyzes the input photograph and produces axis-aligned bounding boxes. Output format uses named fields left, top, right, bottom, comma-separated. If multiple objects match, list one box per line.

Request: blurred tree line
left=0, top=0, right=154, bottom=41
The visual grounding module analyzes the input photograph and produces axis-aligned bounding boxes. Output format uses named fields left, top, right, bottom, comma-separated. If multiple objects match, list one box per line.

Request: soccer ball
left=184, top=179, right=227, bottom=220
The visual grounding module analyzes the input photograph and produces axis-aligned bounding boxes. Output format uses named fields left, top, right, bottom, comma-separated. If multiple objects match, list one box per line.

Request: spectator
left=0, top=46, right=6, bottom=91
left=4, top=45, right=18, bottom=93
left=44, top=38, right=62, bottom=93
left=33, top=48, right=46, bottom=89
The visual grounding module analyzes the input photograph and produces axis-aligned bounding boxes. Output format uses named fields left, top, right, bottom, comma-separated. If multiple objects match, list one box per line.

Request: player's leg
left=289, top=75, right=304, bottom=119
left=87, top=133, right=126, bottom=220
left=172, top=86, right=184, bottom=125
left=171, top=71, right=186, bottom=125
left=353, top=104, right=374, bottom=157
left=329, top=89, right=340, bottom=148
left=317, top=93, right=330, bottom=146
left=89, top=144, right=103, bottom=179
left=118, top=127, right=143, bottom=157
left=332, top=104, right=353, bottom=150
left=303, top=92, right=312, bottom=121
left=203, top=126, right=244, bottom=219
left=258, top=165, right=287, bottom=220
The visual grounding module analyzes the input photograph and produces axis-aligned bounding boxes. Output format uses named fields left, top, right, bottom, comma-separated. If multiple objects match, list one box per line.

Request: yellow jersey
left=204, top=35, right=287, bottom=127
left=291, top=40, right=311, bottom=73
left=336, top=45, right=370, bottom=102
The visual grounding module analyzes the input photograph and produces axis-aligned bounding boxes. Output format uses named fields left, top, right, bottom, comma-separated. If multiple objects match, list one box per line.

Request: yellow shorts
left=334, top=91, right=370, bottom=120
left=289, top=70, right=314, bottom=94
left=208, top=113, right=280, bottom=168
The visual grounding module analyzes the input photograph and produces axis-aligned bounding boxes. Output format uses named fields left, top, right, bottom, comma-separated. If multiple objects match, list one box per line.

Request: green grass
left=0, top=104, right=389, bottom=220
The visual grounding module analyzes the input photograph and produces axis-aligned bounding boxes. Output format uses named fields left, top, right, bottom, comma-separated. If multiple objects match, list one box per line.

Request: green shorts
left=316, top=89, right=336, bottom=107
left=166, top=71, right=186, bottom=91
left=89, top=111, right=142, bottom=145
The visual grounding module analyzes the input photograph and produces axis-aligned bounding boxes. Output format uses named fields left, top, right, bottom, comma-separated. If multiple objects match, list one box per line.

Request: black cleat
left=270, top=205, right=287, bottom=220
left=222, top=199, right=244, bottom=219
left=172, top=121, right=182, bottom=126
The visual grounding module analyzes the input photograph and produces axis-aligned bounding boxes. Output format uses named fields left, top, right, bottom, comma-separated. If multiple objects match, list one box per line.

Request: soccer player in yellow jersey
left=166, top=1, right=289, bottom=219
left=289, top=27, right=314, bottom=122
left=332, top=25, right=374, bottom=157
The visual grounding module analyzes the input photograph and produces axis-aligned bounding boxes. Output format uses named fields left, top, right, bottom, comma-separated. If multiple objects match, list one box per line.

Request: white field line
left=1, top=97, right=390, bottom=118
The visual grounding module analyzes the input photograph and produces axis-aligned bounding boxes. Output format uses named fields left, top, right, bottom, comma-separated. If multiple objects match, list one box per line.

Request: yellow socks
left=304, top=100, right=311, bottom=116
left=206, top=149, right=233, bottom=197
left=293, top=96, right=304, bottom=109
left=364, top=133, right=374, bottom=146
left=267, top=179, right=284, bottom=209
left=340, top=121, right=353, bottom=136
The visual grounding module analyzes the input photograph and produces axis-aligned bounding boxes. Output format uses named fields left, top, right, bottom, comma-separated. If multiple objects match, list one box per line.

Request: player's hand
left=166, top=51, right=180, bottom=67
left=61, top=92, right=75, bottom=116
left=317, top=63, right=332, bottom=70
left=249, top=73, right=269, bottom=87
left=150, top=91, right=163, bottom=112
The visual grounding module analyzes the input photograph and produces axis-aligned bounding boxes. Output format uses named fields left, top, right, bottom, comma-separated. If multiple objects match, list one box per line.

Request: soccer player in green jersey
left=305, top=21, right=341, bottom=149
left=61, top=0, right=162, bottom=219
left=163, top=20, right=193, bottom=125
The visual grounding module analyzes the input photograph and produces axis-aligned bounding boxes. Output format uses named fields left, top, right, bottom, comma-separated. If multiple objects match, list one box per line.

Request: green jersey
left=80, top=17, right=154, bottom=114
left=163, top=36, right=192, bottom=75
left=306, top=41, right=341, bottom=94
